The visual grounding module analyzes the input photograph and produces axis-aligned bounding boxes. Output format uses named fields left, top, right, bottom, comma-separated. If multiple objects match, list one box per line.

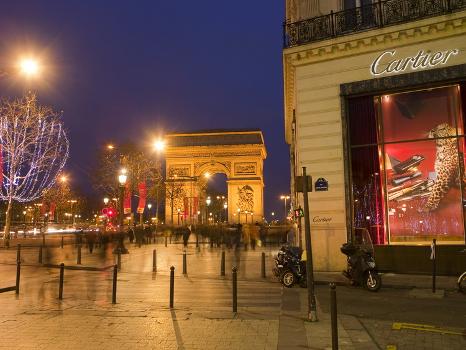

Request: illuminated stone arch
left=164, top=130, right=267, bottom=225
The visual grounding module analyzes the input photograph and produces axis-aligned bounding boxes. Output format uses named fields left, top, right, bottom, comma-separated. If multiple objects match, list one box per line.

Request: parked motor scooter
left=340, top=228, right=381, bottom=292
left=273, top=245, right=307, bottom=288
left=273, top=245, right=301, bottom=279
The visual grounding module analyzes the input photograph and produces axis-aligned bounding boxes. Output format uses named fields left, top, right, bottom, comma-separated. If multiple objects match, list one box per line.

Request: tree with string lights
left=0, top=94, right=69, bottom=244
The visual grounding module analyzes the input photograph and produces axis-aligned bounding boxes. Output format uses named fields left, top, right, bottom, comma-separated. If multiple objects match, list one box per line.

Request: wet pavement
left=0, top=239, right=465, bottom=349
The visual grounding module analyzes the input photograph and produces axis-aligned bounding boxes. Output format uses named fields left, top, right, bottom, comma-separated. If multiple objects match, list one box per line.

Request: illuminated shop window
left=348, top=85, right=466, bottom=245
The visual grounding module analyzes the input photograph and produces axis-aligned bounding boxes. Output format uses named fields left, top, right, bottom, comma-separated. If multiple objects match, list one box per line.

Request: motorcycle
left=273, top=245, right=307, bottom=288
left=340, top=228, right=382, bottom=292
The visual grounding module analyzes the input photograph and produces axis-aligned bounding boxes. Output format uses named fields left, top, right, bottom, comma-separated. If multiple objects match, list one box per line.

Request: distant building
left=283, top=0, right=466, bottom=273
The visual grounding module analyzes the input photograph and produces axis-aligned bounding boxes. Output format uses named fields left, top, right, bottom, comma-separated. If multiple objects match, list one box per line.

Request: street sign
left=295, top=175, right=312, bottom=193
left=315, top=178, right=329, bottom=191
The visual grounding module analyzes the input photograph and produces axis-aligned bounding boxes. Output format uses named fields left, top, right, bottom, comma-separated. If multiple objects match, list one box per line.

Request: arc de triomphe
left=164, top=130, right=267, bottom=225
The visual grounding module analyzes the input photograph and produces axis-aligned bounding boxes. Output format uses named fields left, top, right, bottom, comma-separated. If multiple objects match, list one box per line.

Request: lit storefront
left=283, top=0, right=466, bottom=273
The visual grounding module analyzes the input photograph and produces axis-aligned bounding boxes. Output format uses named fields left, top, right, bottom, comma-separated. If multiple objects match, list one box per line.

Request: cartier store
left=342, top=57, right=466, bottom=273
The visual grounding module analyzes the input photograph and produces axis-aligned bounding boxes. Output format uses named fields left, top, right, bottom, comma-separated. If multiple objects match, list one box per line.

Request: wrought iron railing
left=284, top=0, right=466, bottom=48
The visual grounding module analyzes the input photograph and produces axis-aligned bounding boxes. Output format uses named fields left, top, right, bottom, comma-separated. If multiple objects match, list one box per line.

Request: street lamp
left=147, top=203, right=152, bottom=223
left=118, top=169, right=128, bottom=228
left=245, top=210, right=249, bottom=224
left=103, top=197, right=109, bottom=205
left=223, top=202, right=228, bottom=223
left=177, top=208, right=181, bottom=226
left=153, top=139, right=166, bottom=152
left=18, top=57, right=41, bottom=78
left=206, top=196, right=211, bottom=225
left=280, top=195, right=290, bottom=220
left=237, top=208, right=240, bottom=224
left=67, top=199, right=77, bottom=225
left=114, top=168, right=128, bottom=254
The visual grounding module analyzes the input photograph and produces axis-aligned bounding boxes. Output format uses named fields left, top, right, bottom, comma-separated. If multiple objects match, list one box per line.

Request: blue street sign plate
left=315, top=178, right=328, bottom=191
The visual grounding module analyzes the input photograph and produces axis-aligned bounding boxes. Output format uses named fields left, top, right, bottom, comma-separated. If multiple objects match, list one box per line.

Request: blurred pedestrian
left=86, top=231, right=96, bottom=253
left=127, top=227, right=134, bottom=243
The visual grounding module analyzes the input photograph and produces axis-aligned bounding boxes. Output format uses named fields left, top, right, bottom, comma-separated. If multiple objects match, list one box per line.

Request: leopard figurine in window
left=423, top=123, right=464, bottom=212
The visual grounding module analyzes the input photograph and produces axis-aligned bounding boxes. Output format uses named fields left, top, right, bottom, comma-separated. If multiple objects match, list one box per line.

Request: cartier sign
left=370, top=49, right=459, bottom=76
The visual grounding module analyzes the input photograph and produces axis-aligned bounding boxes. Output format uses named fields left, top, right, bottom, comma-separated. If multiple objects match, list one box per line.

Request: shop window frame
left=341, top=63, right=466, bottom=245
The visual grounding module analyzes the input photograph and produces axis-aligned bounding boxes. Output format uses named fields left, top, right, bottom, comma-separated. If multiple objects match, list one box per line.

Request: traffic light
left=102, top=207, right=116, bottom=218
left=294, top=207, right=304, bottom=218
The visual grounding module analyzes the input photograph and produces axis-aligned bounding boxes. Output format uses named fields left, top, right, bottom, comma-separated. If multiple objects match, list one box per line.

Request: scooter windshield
left=354, top=228, right=374, bottom=254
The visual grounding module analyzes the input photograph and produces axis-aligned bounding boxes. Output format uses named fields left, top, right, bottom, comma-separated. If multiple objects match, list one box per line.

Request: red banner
left=49, top=202, right=56, bottom=218
left=137, top=182, right=147, bottom=214
left=124, top=183, right=131, bottom=214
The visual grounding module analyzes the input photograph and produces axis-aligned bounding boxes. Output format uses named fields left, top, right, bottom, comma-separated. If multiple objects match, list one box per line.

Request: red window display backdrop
left=348, top=85, right=466, bottom=245
left=379, top=86, right=464, bottom=243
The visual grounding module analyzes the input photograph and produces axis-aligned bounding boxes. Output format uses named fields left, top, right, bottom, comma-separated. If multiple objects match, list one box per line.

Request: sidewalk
left=1, top=241, right=463, bottom=349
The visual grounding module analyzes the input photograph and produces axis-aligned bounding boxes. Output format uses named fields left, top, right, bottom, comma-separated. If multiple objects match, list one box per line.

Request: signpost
left=298, top=167, right=318, bottom=322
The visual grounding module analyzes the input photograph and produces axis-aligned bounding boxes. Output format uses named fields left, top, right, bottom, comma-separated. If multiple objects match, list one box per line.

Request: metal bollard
left=112, top=264, right=118, bottom=304
left=77, top=244, right=82, bottom=265
left=38, top=245, right=43, bottom=264
left=59, top=263, right=64, bottom=300
left=330, top=283, right=338, bottom=350
left=261, top=252, right=266, bottom=278
left=61, top=236, right=64, bottom=249
left=182, top=251, right=187, bottom=275
left=153, top=249, right=157, bottom=272
left=117, top=252, right=121, bottom=270
left=170, top=266, right=175, bottom=308
left=221, top=250, right=225, bottom=276
left=232, top=266, right=237, bottom=313
left=15, top=261, right=21, bottom=294
left=16, top=244, right=21, bottom=263
left=165, top=236, right=168, bottom=247
left=431, top=239, right=437, bottom=293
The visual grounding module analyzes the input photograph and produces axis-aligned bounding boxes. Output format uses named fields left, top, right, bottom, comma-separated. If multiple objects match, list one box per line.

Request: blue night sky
left=0, top=1, right=289, bottom=219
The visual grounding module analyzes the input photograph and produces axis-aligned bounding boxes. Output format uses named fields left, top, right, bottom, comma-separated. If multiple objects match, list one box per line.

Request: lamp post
left=237, top=208, right=240, bottom=224
left=197, top=210, right=201, bottom=225
left=245, top=211, right=249, bottom=224
left=206, top=196, right=211, bottom=225
left=147, top=203, right=152, bottom=224
left=118, top=170, right=127, bottom=228
left=177, top=208, right=181, bottom=226
left=223, top=202, right=228, bottom=223
left=280, top=195, right=290, bottom=221
left=114, top=169, right=128, bottom=254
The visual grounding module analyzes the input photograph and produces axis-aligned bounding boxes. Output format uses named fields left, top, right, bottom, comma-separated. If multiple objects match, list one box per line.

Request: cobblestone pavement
left=0, top=240, right=465, bottom=349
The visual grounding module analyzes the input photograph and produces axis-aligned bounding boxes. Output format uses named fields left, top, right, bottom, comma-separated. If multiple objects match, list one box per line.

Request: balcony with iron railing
left=283, top=0, right=466, bottom=48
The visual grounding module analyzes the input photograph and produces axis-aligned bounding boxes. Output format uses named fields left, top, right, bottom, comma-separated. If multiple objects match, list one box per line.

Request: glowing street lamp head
left=204, top=172, right=211, bottom=179
left=153, top=139, right=166, bottom=152
left=59, top=175, right=68, bottom=183
left=147, top=203, right=152, bottom=209
left=107, top=144, right=115, bottom=150
left=19, top=58, right=40, bottom=77
left=103, top=197, right=109, bottom=205
left=118, top=169, right=127, bottom=185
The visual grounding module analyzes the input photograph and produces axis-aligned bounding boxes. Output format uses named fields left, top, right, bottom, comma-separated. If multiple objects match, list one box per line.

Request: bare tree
left=93, top=143, right=164, bottom=222
left=0, top=94, right=69, bottom=243
left=165, top=176, right=185, bottom=225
